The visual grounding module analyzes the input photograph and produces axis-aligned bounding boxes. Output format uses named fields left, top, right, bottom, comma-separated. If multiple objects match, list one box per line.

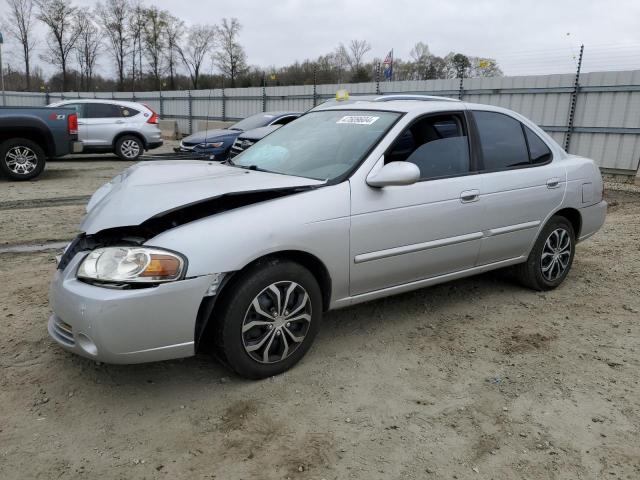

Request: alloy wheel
left=5, top=146, right=38, bottom=175
left=241, top=281, right=312, bottom=364
left=120, top=139, right=141, bottom=159
left=541, top=227, right=572, bottom=281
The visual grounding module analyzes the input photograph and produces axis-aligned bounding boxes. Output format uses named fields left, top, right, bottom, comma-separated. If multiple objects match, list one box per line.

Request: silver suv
left=49, top=99, right=163, bottom=160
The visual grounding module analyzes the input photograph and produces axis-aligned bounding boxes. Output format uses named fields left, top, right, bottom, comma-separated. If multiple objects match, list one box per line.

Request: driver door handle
left=460, top=189, right=480, bottom=203
left=546, top=177, right=561, bottom=189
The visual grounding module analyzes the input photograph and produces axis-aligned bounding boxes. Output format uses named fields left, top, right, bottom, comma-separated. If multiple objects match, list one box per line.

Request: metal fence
left=2, top=69, right=640, bottom=175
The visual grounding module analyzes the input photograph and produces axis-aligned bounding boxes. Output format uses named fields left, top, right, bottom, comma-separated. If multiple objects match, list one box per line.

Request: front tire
left=0, top=138, right=46, bottom=181
left=215, top=259, right=323, bottom=379
left=515, top=215, right=575, bottom=291
left=115, top=135, right=143, bottom=160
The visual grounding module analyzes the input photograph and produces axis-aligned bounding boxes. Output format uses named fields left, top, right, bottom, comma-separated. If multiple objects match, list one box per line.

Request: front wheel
left=515, top=215, right=576, bottom=291
left=115, top=135, right=143, bottom=160
left=215, top=259, right=323, bottom=379
left=0, top=138, right=46, bottom=181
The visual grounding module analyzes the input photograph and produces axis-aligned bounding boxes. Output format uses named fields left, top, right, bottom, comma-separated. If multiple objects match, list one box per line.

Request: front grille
left=229, top=138, right=254, bottom=158
left=52, top=316, right=75, bottom=346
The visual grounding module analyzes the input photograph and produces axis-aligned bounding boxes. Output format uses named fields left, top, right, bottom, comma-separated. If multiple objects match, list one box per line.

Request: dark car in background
left=176, top=111, right=301, bottom=160
left=229, top=114, right=302, bottom=159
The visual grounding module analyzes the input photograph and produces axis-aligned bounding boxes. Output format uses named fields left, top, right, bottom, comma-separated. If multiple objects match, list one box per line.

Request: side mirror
left=366, top=161, right=420, bottom=188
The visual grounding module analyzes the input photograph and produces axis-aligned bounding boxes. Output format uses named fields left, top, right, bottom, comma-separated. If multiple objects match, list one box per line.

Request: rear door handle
left=546, top=177, right=561, bottom=189
left=460, top=189, right=480, bottom=203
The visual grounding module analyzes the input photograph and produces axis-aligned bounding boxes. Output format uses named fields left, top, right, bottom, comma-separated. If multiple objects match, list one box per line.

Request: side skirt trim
left=332, top=256, right=526, bottom=309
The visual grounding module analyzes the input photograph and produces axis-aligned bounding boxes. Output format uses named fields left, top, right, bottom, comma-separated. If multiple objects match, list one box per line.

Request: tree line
left=1, top=0, right=503, bottom=93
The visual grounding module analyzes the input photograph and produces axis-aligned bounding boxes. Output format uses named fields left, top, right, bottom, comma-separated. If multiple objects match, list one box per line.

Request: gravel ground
left=1, top=157, right=639, bottom=480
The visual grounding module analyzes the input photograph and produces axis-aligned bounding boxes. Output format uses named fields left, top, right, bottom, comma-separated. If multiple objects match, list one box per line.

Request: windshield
left=231, top=113, right=278, bottom=131
left=233, top=110, right=400, bottom=181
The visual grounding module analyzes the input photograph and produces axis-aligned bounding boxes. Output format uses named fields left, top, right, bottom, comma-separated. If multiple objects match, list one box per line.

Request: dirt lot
left=1, top=156, right=639, bottom=479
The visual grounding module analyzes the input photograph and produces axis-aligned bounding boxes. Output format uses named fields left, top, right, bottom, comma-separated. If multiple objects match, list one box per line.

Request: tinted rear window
left=474, top=111, right=529, bottom=171
left=86, top=103, right=121, bottom=118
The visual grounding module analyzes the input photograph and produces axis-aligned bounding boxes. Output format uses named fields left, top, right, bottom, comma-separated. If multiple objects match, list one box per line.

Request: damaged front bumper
left=48, top=252, right=217, bottom=364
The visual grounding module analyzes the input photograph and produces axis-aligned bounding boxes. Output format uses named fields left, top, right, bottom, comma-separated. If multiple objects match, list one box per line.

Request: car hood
left=182, top=129, right=240, bottom=144
left=81, top=160, right=325, bottom=234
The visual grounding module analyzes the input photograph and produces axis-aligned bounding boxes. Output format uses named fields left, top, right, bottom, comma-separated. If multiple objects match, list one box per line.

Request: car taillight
left=68, top=113, right=78, bottom=135
left=144, top=104, right=159, bottom=124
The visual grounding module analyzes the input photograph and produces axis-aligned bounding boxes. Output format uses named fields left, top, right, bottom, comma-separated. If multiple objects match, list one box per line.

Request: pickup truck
left=0, top=106, right=83, bottom=181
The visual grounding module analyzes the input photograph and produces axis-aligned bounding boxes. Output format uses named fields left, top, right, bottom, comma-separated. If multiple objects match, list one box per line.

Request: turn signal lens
left=141, top=255, right=182, bottom=278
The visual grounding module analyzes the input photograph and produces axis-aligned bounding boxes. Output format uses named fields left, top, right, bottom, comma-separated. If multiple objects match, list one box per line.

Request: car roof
left=312, top=95, right=538, bottom=119
left=51, top=98, right=150, bottom=110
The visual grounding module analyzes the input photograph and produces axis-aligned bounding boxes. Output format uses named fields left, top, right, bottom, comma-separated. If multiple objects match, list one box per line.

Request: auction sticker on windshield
left=337, top=115, right=380, bottom=125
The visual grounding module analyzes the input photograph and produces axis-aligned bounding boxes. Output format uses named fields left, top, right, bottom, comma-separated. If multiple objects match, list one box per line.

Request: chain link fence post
left=187, top=89, right=193, bottom=134
left=564, top=44, right=584, bottom=153
left=222, top=85, right=226, bottom=122
left=262, top=73, right=266, bottom=112
left=313, top=66, right=318, bottom=107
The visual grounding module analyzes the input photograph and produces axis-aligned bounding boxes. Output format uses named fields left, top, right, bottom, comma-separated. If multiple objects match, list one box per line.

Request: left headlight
left=77, top=247, right=186, bottom=284
left=197, top=142, right=224, bottom=149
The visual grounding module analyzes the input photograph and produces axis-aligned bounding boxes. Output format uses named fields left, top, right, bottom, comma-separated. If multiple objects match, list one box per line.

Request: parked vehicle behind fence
left=177, top=112, right=301, bottom=160
left=0, top=106, right=83, bottom=181
left=48, top=99, right=163, bottom=160
left=49, top=96, right=606, bottom=379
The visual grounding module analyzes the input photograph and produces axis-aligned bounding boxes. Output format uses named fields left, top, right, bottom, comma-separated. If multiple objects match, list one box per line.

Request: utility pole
left=0, top=32, right=5, bottom=106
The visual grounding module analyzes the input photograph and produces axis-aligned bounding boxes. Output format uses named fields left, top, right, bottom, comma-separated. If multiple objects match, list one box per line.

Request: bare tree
left=178, top=24, right=215, bottom=89
left=95, top=0, right=129, bottom=91
left=345, top=39, right=371, bottom=72
left=75, top=9, right=101, bottom=91
left=142, top=6, right=167, bottom=89
left=163, top=13, right=183, bottom=90
left=4, top=0, right=36, bottom=90
left=214, top=18, right=247, bottom=87
left=36, top=0, right=82, bottom=91
left=129, top=0, right=145, bottom=89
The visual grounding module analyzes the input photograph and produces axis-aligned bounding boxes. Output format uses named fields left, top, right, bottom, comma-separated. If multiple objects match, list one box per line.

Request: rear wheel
left=215, top=259, right=322, bottom=379
left=0, top=138, right=46, bottom=181
left=515, top=215, right=575, bottom=290
left=115, top=135, right=143, bottom=160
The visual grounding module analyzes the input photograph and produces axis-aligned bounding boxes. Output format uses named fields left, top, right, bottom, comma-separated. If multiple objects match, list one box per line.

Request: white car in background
left=48, top=99, right=163, bottom=160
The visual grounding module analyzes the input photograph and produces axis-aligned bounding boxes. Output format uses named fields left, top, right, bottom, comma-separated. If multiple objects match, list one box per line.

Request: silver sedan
left=49, top=96, right=606, bottom=379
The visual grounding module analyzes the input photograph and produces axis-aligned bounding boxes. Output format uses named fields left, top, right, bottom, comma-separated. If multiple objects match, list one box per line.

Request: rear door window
left=86, top=103, right=121, bottom=119
left=473, top=111, right=529, bottom=171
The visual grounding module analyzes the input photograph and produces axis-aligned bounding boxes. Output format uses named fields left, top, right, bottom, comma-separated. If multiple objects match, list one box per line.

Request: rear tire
left=115, top=135, right=143, bottom=160
left=515, top=215, right=575, bottom=291
left=214, top=258, right=322, bottom=379
left=0, top=138, right=46, bottom=181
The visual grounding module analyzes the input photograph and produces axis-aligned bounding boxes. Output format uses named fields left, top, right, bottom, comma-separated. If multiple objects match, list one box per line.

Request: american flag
left=383, top=50, right=393, bottom=80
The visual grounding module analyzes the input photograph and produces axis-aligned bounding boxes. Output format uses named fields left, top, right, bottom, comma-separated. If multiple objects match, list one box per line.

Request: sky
left=1, top=0, right=639, bottom=77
